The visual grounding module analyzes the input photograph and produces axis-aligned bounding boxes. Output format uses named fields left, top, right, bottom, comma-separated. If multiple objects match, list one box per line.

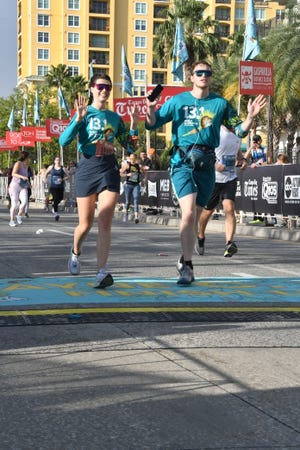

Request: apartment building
left=17, top=0, right=286, bottom=145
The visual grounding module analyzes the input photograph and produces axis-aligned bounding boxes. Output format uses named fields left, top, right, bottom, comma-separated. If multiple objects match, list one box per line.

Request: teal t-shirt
left=146, top=91, right=247, bottom=164
left=59, top=106, right=137, bottom=156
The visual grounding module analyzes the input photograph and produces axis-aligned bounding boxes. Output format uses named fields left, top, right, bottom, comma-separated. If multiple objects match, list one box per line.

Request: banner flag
left=121, top=45, right=133, bottom=96
left=171, top=19, right=189, bottom=81
left=242, top=0, right=260, bottom=61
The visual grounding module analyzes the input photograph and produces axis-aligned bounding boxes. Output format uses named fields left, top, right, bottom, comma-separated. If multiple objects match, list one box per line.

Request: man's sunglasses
left=93, top=83, right=112, bottom=91
left=193, top=70, right=212, bottom=77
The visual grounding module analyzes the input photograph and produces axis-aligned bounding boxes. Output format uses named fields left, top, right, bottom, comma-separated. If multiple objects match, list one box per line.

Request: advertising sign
left=21, top=126, right=52, bottom=142
left=6, top=131, right=35, bottom=147
left=114, top=86, right=188, bottom=122
left=46, top=119, right=70, bottom=137
left=0, top=138, right=18, bottom=152
left=239, top=61, right=274, bottom=95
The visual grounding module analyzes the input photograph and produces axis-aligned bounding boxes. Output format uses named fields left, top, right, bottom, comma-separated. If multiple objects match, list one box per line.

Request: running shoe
left=9, top=220, right=16, bottom=227
left=55, top=214, right=60, bottom=222
left=134, top=218, right=139, bottom=224
left=176, top=255, right=184, bottom=273
left=68, top=248, right=80, bottom=275
left=224, top=241, right=238, bottom=258
left=195, top=237, right=205, bottom=256
left=16, top=215, right=23, bottom=225
left=177, top=263, right=194, bottom=285
left=94, top=269, right=114, bottom=289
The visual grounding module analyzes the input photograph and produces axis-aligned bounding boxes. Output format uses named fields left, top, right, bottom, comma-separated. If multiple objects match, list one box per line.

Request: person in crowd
left=244, top=134, right=269, bottom=224
left=43, top=156, right=68, bottom=222
left=120, top=153, right=142, bottom=223
left=195, top=125, right=247, bottom=258
left=244, top=134, right=269, bottom=167
left=145, top=60, right=266, bottom=285
left=147, top=148, right=161, bottom=170
left=24, top=165, right=34, bottom=218
left=39, top=164, right=50, bottom=211
left=59, top=73, right=139, bottom=289
left=292, top=137, right=300, bottom=164
left=139, top=151, right=151, bottom=171
left=276, top=153, right=289, bottom=165
left=8, top=151, right=31, bottom=227
left=67, top=160, right=77, bottom=176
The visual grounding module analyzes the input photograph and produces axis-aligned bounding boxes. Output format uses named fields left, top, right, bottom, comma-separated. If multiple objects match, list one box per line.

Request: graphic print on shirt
left=88, top=117, right=116, bottom=143
left=182, top=105, right=215, bottom=137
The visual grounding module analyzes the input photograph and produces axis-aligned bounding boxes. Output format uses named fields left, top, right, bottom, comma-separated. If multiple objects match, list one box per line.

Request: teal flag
left=242, top=0, right=260, bottom=60
left=7, top=107, right=15, bottom=131
left=171, top=19, right=188, bottom=81
left=34, top=90, right=40, bottom=124
left=121, top=45, right=133, bottom=96
left=58, top=86, right=70, bottom=117
left=22, top=100, right=28, bottom=126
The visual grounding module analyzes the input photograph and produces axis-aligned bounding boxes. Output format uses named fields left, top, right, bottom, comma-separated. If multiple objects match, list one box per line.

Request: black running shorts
left=75, top=153, right=120, bottom=198
left=205, top=178, right=237, bottom=211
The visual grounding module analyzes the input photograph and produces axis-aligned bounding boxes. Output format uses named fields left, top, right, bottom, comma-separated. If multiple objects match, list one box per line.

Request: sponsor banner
left=21, top=126, right=52, bottom=142
left=239, top=61, right=274, bottom=96
left=46, top=119, right=70, bottom=137
left=6, top=131, right=35, bottom=147
left=0, top=138, right=18, bottom=152
left=120, top=165, right=300, bottom=214
left=114, top=86, right=188, bottom=122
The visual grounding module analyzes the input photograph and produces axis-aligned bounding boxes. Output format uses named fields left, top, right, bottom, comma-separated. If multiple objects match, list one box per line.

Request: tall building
left=17, top=0, right=286, bottom=145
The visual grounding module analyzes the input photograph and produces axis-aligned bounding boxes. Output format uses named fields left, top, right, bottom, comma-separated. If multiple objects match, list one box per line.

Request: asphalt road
left=0, top=204, right=299, bottom=450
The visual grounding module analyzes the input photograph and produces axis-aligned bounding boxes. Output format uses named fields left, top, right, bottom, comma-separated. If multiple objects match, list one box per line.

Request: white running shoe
left=16, top=215, right=23, bottom=225
left=94, top=269, right=114, bottom=289
left=9, top=220, right=16, bottom=227
left=177, top=263, right=195, bottom=285
left=68, top=249, right=80, bottom=275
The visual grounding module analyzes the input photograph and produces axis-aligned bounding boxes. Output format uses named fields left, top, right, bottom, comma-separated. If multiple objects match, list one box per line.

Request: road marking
left=232, top=273, right=259, bottom=278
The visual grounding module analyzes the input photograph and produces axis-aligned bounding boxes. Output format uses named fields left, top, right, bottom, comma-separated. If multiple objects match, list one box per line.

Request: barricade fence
left=1, top=165, right=300, bottom=217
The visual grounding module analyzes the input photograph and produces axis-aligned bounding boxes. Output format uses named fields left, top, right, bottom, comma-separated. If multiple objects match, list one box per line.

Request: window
left=37, top=65, right=49, bottom=76
left=135, top=19, right=147, bottom=31
left=89, top=34, right=109, bottom=48
left=37, top=31, right=49, bottom=43
left=90, top=17, right=108, bottom=31
left=37, top=48, right=49, bottom=60
left=134, top=36, right=146, bottom=48
left=38, top=0, right=49, bottom=8
left=255, top=8, right=265, bottom=20
left=37, top=14, right=49, bottom=26
left=90, top=1, right=108, bottom=14
left=89, top=51, right=109, bottom=65
left=68, top=0, right=79, bottom=9
left=235, top=8, right=244, bottom=20
left=135, top=2, right=147, bottom=14
left=152, top=73, right=165, bottom=85
left=68, top=15, right=80, bottom=27
left=68, top=66, right=79, bottom=76
left=68, top=49, right=80, bottom=60
left=68, top=32, right=80, bottom=44
left=134, top=53, right=146, bottom=65
left=134, top=69, right=146, bottom=81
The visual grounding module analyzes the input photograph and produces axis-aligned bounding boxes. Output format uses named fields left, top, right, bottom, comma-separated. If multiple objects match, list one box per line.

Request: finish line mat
left=0, top=277, right=300, bottom=308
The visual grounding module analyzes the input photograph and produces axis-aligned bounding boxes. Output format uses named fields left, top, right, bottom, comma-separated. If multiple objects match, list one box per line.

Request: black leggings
left=50, top=187, right=64, bottom=213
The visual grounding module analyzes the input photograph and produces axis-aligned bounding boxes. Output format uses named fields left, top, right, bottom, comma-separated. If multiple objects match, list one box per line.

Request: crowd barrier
left=1, top=164, right=300, bottom=216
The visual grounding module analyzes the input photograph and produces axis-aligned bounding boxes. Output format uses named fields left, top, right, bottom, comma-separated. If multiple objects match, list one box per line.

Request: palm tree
left=63, top=75, right=88, bottom=107
left=153, top=0, right=220, bottom=76
left=45, top=64, right=70, bottom=88
left=261, top=10, right=300, bottom=159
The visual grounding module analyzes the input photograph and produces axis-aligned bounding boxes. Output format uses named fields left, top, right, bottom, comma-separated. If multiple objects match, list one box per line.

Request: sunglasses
left=93, top=83, right=112, bottom=92
left=193, top=70, right=212, bottom=77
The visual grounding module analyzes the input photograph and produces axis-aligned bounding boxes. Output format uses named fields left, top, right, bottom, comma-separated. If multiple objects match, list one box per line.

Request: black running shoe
left=224, top=241, right=238, bottom=257
left=195, top=237, right=205, bottom=256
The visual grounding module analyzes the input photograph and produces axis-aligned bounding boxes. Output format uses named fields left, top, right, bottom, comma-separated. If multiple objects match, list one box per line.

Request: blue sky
left=0, top=3, right=17, bottom=98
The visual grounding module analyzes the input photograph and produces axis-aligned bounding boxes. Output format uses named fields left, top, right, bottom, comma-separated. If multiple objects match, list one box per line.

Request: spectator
left=292, top=136, right=300, bottom=164
left=140, top=151, right=151, bottom=171
left=147, top=148, right=161, bottom=170
left=244, top=134, right=269, bottom=167
left=276, top=153, right=289, bottom=165
left=39, top=164, right=50, bottom=211
left=120, top=153, right=142, bottom=223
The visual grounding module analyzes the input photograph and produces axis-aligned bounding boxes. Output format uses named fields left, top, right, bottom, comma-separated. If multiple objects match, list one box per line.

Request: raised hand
left=129, top=104, right=139, bottom=130
left=74, top=94, right=88, bottom=122
left=247, top=94, right=267, bottom=118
